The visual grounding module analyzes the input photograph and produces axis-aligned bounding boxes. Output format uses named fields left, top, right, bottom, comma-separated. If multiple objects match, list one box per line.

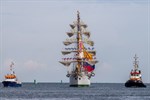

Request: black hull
left=125, top=80, right=146, bottom=87
left=2, top=81, right=22, bottom=87
left=70, top=84, right=89, bottom=87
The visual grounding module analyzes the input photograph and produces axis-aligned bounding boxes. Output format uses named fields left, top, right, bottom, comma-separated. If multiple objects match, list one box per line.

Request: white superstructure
left=129, top=54, right=142, bottom=81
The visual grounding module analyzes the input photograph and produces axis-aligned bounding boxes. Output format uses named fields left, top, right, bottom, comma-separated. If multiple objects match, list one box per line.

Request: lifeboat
left=5, top=74, right=16, bottom=79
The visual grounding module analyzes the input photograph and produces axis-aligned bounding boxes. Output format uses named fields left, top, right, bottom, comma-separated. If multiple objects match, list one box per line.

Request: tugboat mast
left=133, top=54, right=139, bottom=70
left=10, top=62, right=15, bottom=74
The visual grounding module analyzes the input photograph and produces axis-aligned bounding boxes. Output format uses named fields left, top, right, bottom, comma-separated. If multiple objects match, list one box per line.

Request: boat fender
left=88, top=75, right=91, bottom=79
left=91, top=73, right=95, bottom=77
left=66, top=74, right=70, bottom=77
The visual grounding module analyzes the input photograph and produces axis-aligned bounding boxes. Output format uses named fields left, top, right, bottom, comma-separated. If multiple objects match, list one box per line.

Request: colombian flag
left=83, top=62, right=95, bottom=72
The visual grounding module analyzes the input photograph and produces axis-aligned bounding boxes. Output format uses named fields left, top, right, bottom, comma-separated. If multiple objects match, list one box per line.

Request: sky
left=0, top=0, right=150, bottom=83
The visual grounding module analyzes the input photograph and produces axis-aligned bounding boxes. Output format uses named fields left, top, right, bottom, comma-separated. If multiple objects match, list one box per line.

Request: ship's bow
left=70, top=74, right=90, bottom=87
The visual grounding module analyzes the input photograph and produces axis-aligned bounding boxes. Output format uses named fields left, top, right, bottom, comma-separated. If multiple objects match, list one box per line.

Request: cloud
left=23, top=60, right=47, bottom=70
left=2, top=59, right=47, bottom=71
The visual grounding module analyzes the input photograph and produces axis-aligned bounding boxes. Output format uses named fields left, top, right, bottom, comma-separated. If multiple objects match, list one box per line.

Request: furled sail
left=70, top=24, right=75, bottom=29
left=63, top=38, right=77, bottom=46
left=86, top=40, right=94, bottom=46
left=88, top=50, right=96, bottom=56
left=83, top=38, right=94, bottom=46
left=81, top=24, right=87, bottom=28
left=61, top=51, right=72, bottom=55
left=63, top=41, right=72, bottom=46
left=67, top=32, right=74, bottom=37
left=61, top=50, right=78, bottom=55
left=59, top=61, right=72, bottom=66
left=83, top=32, right=90, bottom=38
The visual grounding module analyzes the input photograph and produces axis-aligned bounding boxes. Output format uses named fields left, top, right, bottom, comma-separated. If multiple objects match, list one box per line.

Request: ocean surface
left=0, top=83, right=150, bottom=100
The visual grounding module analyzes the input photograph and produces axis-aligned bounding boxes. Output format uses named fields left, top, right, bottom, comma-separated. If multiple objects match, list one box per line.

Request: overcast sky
left=0, top=0, right=150, bottom=83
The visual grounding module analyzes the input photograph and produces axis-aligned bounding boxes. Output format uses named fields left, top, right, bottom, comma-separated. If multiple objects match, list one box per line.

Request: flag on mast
left=83, top=62, right=95, bottom=72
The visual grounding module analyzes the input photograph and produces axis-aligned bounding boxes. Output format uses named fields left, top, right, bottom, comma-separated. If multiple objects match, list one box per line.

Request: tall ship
left=2, top=62, right=22, bottom=87
left=125, top=55, right=146, bottom=87
left=59, top=11, right=98, bottom=87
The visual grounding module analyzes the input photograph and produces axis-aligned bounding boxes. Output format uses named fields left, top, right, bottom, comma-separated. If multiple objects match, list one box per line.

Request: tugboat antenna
left=10, top=62, right=14, bottom=73
left=134, top=54, right=138, bottom=61
left=134, top=54, right=139, bottom=70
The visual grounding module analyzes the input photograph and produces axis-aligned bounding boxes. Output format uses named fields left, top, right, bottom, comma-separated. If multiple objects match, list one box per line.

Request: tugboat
left=2, top=62, right=22, bottom=87
left=59, top=11, right=98, bottom=87
left=125, top=54, right=146, bottom=87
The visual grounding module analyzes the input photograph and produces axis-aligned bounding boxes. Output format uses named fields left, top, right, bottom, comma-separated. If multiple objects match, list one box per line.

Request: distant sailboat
left=2, top=62, right=22, bottom=87
left=125, top=54, right=146, bottom=87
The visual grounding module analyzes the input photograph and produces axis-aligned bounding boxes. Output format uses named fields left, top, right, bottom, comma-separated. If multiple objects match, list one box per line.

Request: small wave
left=0, top=98, right=82, bottom=100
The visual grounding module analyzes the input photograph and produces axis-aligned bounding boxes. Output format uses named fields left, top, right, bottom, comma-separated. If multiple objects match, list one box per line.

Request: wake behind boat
left=2, top=62, right=22, bottom=87
left=125, top=55, right=146, bottom=87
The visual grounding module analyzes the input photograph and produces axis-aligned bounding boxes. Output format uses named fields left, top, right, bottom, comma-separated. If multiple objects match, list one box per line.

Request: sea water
left=0, top=83, right=150, bottom=100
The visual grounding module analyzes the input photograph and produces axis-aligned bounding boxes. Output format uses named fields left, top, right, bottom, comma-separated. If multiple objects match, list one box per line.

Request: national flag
left=83, top=62, right=95, bottom=72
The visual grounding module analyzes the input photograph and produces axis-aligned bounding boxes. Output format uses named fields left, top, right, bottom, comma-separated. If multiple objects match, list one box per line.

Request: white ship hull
left=69, top=74, right=90, bottom=87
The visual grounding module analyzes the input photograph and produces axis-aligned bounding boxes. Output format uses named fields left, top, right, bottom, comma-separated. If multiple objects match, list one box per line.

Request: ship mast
left=133, top=54, right=139, bottom=70
left=77, top=11, right=80, bottom=52
left=76, top=11, right=82, bottom=74
left=10, top=62, right=15, bottom=74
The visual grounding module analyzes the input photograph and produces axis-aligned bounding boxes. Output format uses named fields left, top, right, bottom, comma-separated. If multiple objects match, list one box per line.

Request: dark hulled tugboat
left=125, top=54, right=146, bottom=87
left=2, top=62, right=22, bottom=87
